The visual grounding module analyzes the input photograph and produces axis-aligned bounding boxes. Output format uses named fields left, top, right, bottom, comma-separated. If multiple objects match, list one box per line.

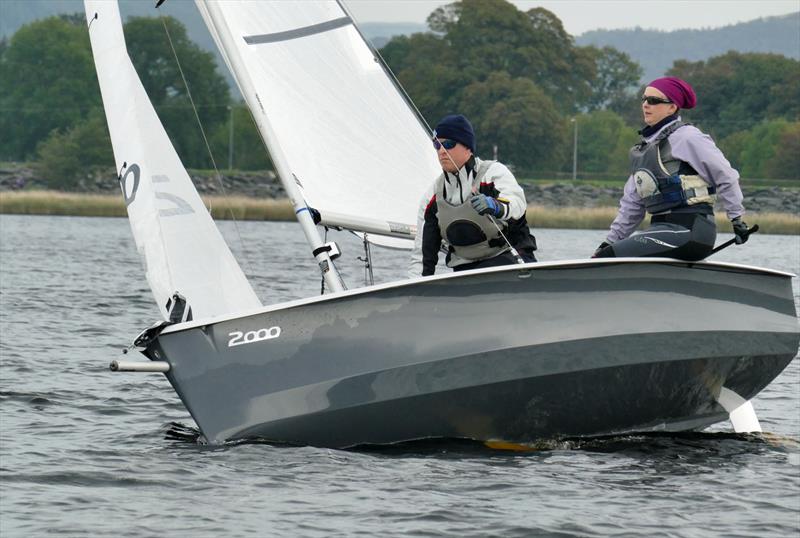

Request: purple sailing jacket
left=607, top=118, right=745, bottom=243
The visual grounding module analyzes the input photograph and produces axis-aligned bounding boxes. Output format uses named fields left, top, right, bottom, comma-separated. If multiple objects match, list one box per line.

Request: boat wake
left=363, top=431, right=799, bottom=455
left=160, top=421, right=799, bottom=455
left=162, top=421, right=203, bottom=443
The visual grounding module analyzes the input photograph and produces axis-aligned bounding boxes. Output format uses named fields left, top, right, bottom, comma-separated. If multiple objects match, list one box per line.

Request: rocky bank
left=1, top=164, right=797, bottom=215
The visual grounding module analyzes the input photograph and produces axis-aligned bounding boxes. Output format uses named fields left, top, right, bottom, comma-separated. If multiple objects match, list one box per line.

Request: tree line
left=381, top=0, right=799, bottom=179
left=0, top=13, right=271, bottom=189
left=0, top=0, right=797, bottom=190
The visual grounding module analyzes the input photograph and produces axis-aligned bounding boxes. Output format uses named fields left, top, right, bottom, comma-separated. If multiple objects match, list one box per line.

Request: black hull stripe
left=243, top=17, right=352, bottom=45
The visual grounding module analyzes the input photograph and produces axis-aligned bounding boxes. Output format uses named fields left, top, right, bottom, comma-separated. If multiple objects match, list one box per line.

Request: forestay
left=195, top=0, right=441, bottom=248
left=85, top=0, right=261, bottom=320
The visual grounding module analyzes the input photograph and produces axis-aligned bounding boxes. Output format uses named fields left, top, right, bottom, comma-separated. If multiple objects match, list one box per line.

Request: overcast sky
left=345, top=0, right=799, bottom=35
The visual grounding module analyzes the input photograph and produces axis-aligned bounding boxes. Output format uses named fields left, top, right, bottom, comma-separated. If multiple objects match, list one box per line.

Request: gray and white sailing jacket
left=408, top=157, right=535, bottom=277
left=607, top=117, right=745, bottom=244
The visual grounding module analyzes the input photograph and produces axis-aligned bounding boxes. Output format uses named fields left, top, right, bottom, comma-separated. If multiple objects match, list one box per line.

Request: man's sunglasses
left=641, top=95, right=673, bottom=105
left=433, top=138, right=458, bottom=150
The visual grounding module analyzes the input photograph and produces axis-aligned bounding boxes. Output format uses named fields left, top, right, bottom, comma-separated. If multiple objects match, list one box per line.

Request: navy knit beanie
left=433, top=114, right=475, bottom=153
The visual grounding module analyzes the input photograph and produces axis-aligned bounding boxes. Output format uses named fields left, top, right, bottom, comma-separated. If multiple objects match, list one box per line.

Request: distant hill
left=0, top=1, right=424, bottom=46
left=2, top=1, right=796, bottom=88
left=0, top=1, right=219, bottom=71
left=576, top=12, right=800, bottom=83
left=359, top=22, right=427, bottom=48
left=0, top=1, right=425, bottom=92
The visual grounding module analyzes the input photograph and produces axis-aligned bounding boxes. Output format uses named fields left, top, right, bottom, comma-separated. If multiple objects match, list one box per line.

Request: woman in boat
left=408, top=114, right=537, bottom=277
left=593, top=77, right=751, bottom=260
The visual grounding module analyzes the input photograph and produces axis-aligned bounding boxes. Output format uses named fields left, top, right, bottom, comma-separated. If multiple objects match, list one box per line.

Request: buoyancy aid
left=434, top=160, right=509, bottom=262
left=630, top=121, right=717, bottom=214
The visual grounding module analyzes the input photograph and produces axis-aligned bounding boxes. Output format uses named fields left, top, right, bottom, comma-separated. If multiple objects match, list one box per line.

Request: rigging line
left=487, top=215, right=525, bottom=264
left=157, top=11, right=255, bottom=278
left=320, top=227, right=329, bottom=295
left=357, top=233, right=375, bottom=286
left=336, top=1, right=521, bottom=260
left=335, top=0, right=433, bottom=137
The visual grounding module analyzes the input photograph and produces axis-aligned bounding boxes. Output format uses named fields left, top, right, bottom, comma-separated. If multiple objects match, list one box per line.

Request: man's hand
left=470, top=194, right=502, bottom=217
left=732, top=217, right=749, bottom=244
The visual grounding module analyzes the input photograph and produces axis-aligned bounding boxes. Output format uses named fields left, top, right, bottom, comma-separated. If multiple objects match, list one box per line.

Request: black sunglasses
left=433, top=138, right=458, bottom=150
left=641, top=95, right=673, bottom=105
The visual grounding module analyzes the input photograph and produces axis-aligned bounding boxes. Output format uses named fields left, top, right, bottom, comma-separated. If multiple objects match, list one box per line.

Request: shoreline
left=1, top=190, right=798, bottom=234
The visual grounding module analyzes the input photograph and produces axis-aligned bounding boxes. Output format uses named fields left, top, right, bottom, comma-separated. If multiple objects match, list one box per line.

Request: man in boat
left=408, top=114, right=537, bottom=277
left=593, top=77, right=751, bottom=261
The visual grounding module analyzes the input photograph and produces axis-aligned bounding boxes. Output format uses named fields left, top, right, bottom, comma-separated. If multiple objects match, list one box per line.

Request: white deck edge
left=160, top=257, right=796, bottom=335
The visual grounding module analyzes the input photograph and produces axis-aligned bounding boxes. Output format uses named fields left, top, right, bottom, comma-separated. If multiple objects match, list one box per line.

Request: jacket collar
left=639, top=114, right=680, bottom=140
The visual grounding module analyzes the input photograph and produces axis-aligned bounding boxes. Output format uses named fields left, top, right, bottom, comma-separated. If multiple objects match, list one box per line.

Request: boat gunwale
left=158, top=257, right=797, bottom=335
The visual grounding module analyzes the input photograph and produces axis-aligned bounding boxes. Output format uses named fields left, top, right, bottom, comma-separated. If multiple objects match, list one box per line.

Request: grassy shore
left=519, top=177, right=800, bottom=189
left=1, top=190, right=798, bottom=235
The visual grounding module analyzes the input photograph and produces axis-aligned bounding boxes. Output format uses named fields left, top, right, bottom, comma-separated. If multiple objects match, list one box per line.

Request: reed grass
left=527, top=204, right=800, bottom=235
left=0, top=191, right=126, bottom=217
left=527, top=205, right=617, bottom=230
left=203, top=195, right=295, bottom=221
left=0, top=191, right=295, bottom=221
left=2, top=190, right=798, bottom=235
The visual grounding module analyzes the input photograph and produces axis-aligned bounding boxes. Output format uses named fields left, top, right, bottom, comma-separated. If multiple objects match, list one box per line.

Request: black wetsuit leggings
left=453, top=249, right=537, bottom=272
left=596, top=211, right=717, bottom=261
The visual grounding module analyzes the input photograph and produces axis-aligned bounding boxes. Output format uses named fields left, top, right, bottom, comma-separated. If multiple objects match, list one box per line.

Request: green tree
left=124, top=16, right=231, bottom=169
left=0, top=16, right=100, bottom=160
left=428, top=0, right=542, bottom=81
left=668, top=52, right=800, bottom=138
left=764, top=121, right=800, bottom=179
left=607, top=125, right=640, bottom=177
left=767, top=67, right=800, bottom=120
left=717, top=130, right=750, bottom=173
left=719, top=121, right=800, bottom=180
left=459, top=72, right=567, bottom=173
left=738, top=121, right=785, bottom=179
left=423, top=1, right=596, bottom=113
left=381, top=0, right=645, bottom=169
left=737, top=120, right=799, bottom=180
left=379, top=33, right=462, bottom=123
left=0, top=14, right=237, bottom=173
left=572, top=110, right=636, bottom=175
left=523, top=7, right=595, bottom=112
left=35, top=109, right=113, bottom=189
left=765, top=122, right=800, bottom=180
left=583, top=46, right=643, bottom=112
left=208, top=104, right=273, bottom=171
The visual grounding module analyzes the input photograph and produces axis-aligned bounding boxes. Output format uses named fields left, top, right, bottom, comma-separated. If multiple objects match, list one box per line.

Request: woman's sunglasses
left=641, top=95, right=673, bottom=105
left=433, top=138, right=458, bottom=150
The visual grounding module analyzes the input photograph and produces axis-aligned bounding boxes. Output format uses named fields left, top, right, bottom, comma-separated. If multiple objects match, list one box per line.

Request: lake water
left=1, top=215, right=798, bottom=537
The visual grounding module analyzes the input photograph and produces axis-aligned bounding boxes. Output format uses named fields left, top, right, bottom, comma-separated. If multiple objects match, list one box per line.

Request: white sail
left=195, top=0, right=442, bottom=248
left=85, top=0, right=261, bottom=320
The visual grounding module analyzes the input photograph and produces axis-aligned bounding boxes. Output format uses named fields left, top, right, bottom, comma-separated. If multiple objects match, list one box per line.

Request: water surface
left=1, top=215, right=798, bottom=537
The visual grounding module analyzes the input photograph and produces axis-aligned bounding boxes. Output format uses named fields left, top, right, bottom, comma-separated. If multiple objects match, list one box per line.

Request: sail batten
left=196, top=0, right=441, bottom=247
left=243, top=17, right=352, bottom=44
left=85, top=0, right=262, bottom=320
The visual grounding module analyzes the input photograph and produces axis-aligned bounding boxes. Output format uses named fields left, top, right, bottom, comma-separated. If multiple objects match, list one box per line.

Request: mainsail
left=85, top=0, right=262, bottom=320
left=195, top=0, right=442, bottom=247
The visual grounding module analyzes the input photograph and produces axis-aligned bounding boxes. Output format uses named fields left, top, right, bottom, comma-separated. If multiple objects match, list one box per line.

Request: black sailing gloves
left=592, top=241, right=611, bottom=258
left=732, top=217, right=750, bottom=244
left=470, top=194, right=503, bottom=217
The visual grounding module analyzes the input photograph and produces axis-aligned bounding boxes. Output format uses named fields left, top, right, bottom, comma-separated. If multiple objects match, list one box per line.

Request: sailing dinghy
left=87, top=0, right=800, bottom=447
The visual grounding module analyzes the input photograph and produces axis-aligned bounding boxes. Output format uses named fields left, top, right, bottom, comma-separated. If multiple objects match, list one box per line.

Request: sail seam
left=243, top=17, right=352, bottom=45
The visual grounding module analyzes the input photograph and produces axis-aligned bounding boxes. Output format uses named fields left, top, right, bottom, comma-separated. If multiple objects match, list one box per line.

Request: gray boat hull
left=146, top=259, right=800, bottom=447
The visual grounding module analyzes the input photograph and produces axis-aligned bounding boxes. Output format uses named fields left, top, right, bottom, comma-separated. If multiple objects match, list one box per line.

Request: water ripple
left=1, top=216, right=798, bottom=538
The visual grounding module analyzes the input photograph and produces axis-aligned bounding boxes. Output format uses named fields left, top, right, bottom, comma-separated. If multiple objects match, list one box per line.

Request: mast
left=200, top=0, right=345, bottom=293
